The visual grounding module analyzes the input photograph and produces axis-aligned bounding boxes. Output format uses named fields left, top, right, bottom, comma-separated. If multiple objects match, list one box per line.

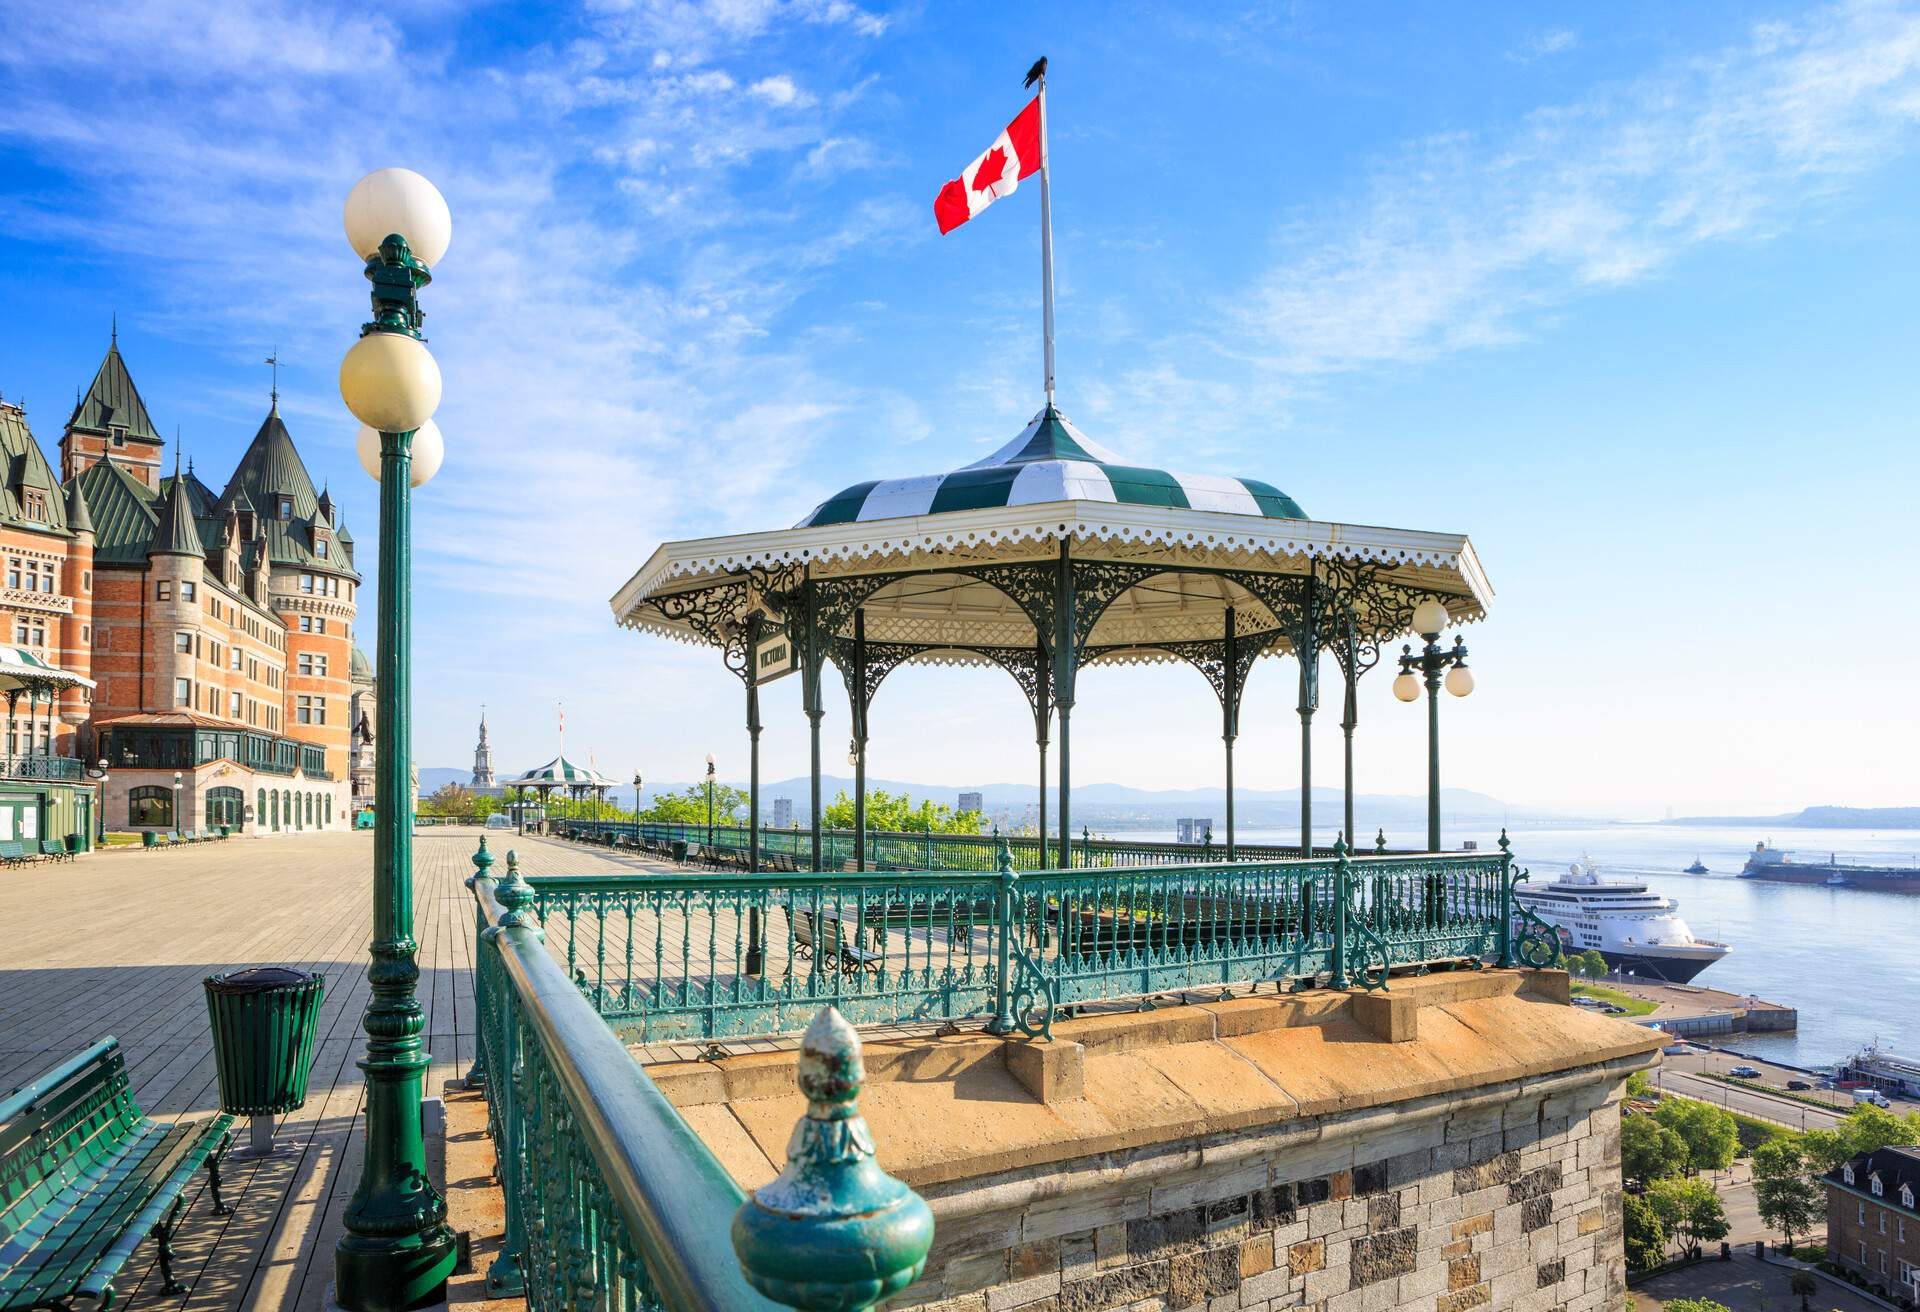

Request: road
left=1653, top=1065, right=1846, bottom=1131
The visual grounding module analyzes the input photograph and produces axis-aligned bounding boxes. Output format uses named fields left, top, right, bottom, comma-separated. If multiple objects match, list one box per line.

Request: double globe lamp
left=1392, top=597, right=1474, bottom=852
left=332, top=166, right=460, bottom=1311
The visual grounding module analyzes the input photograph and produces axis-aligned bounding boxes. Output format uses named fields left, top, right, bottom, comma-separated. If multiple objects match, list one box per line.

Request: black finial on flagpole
left=1024, top=56, right=1047, bottom=89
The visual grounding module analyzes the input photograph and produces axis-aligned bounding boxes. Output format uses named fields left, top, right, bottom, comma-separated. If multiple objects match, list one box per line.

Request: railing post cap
left=732, top=1007, right=934, bottom=1309
left=995, top=835, right=1016, bottom=877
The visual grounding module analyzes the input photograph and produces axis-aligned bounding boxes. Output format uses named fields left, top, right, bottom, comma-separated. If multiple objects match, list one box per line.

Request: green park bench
left=0, top=1037, right=233, bottom=1307
left=0, top=840, right=38, bottom=867
left=37, top=840, right=73, bottom=864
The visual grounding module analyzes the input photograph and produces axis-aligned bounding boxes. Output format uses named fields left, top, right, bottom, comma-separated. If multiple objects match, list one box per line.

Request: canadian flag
left=934, top=97, right=1044, bottom=235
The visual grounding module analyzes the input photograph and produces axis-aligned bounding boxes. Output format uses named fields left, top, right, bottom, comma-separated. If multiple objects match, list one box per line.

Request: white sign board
left=754, top=633, right=796, bottom=684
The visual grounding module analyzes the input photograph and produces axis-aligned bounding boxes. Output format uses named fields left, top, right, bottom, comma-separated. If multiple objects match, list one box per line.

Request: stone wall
left=893, top=1069, right=1630, bottom=1312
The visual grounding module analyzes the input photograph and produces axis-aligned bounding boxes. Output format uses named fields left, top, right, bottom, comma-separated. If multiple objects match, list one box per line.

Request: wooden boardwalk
left=0, top=828, right=642, bottom=1312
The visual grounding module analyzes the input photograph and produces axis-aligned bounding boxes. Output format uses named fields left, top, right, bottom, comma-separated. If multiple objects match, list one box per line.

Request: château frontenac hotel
left=0, top=330, right=367, bottom=845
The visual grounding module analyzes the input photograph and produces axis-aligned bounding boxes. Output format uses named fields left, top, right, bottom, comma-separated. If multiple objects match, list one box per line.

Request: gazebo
left=610, top=403, right=1491, bottom=873
left=500, top=755, right=617, bottom=832
left=0, top=646, right=96, bottom=775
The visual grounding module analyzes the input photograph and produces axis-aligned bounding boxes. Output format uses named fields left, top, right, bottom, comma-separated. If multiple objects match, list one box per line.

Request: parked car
left=1728, top=1065, right=1762, bottom=1078
left=1786, top=1079, right=1812, bottom=1091
left=1603, top=1004, right=1627, bottom=1015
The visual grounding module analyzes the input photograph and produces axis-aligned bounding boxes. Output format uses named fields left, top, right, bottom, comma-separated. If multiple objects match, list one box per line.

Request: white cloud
left=748, top=73, right=814, bottom=107
left=1238, top=0, right=1920, bottom=378
left=1509, top=28, right=1578, bottom=64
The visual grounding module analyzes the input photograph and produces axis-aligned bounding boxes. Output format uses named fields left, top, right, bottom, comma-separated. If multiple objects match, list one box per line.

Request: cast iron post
left=986, top=838, right=1018, bottom=1034
left=1329, top=834, right=1351, bottom=991
left=1053, top=540, right=1074, bottom=869
left=334, top=237, right=456, bottom=1310
left=1496, top=828, right=1516, bottom=969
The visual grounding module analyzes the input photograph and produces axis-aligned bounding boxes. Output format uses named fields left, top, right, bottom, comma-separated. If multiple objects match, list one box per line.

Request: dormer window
left=1903, top=1184, right=1913, bottom=1207
left=110, top=426, right=127, bottom=447
left=278, top=496, right=293, bottom=520
left=1873, top=1174, right=1885, bottom=1196
left=316, top=538, right=329, bottom=559
left=1845, top=1164, right=1856, bottom=1184
left=22, top=489, right=47, bottom=522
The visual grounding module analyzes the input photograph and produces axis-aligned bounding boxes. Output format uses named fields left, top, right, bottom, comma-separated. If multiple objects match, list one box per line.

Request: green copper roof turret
left=147, top=459, right=203, bottom=558
left=65, top=475, right=93, bottom=535
left=69, top=338, right=163, bottom=443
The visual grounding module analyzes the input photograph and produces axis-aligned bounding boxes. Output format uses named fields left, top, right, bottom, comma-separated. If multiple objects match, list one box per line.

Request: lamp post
left=706, top=752, right=716, bottom=846
left=332, top=166, right=457, bottom=1311
left=1392, top=598, right=1474, bottom=853
left=632, top=771, right=643, bottom=845
left=172, top=770, right=183, bottom=835
left=87, top=758, right=108, bottom=846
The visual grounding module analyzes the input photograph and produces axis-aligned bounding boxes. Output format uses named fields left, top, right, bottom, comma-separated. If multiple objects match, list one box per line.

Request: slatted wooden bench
left=0, top=840, right=38, bottom=867
left=36, top=841, right=73, bottom=864
left=0, top=1037, right=233, bottom=1309
left=785, top=907, right=883, bottom=976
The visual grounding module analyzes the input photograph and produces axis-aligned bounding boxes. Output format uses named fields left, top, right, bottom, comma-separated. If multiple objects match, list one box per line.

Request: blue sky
left=2, top=0, right=1916, bottom=819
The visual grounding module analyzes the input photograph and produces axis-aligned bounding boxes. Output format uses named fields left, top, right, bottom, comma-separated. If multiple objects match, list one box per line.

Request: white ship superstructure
left=1514, top=859, right=1730, bottom=983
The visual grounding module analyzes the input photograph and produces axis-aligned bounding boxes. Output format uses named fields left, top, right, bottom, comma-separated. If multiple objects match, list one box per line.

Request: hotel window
left=175, top=632, right=194, bottom=655
left=316, top=539, right=329, bottom=559
left=1860, top=1202, right=1867, bottom=1223
left=110, top=425, right=127, bottom=448
left=296, top=695, right=326, bottom=725
left=300, top=574, right=314, bottom=593
left=22, top=489, right=47, bottom=521
left=1875, top=1177, right=1885, bottom=1196
left=298, top=653, right=328, bottom=677
left=181, top=582, right=197, bottom=601
left=230, top=690, right=243, bottom=718
left=6, top=559, right=17, bottom=588
left=81, top=624, right=90, bottom=642
left=157, top=580, right=172, bottom=600
left=13, top=619, right=47, bottom=646
left=82, top=570, right=90, bottom=590
left=230, top=646, right=243, bottom=671
left=174, top=677, right=192, bottom=707
left=278, top=495, right=293, bottom=520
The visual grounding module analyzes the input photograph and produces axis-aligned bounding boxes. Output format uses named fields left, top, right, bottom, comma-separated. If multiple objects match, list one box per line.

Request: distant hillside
left=1663, top=805, right=1920, bottom=829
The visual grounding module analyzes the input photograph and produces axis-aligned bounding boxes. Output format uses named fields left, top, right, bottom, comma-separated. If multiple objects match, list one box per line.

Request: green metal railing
left=557, top=818, right=1348, bottom=870
left=2, top=755, right=85, bottom=781
left=469, top=844, right=933, bottom=1311
left=512, top=835, right=1561, bottom=1044
left=470, top=850, right=786, bottom=1310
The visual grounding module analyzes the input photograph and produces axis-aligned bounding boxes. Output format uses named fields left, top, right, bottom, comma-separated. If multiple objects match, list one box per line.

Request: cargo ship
left=1739, top=842, right=1920, bottom=892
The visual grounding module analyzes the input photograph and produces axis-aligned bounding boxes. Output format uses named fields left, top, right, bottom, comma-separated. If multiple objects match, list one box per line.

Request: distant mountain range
left=417, top=767, right=1587, bottom=829
left=1661, top=805, right=1920, bottom=829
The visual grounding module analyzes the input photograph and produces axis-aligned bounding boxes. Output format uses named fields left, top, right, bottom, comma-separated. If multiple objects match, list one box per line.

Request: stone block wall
left=893, top=1073, right=1630, bottom=1312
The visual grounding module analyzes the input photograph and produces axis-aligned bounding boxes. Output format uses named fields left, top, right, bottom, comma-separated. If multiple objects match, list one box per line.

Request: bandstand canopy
left=501, top=757, right=616, bottom=790
left=0, top=646, right=96, bottom=693
left=610, top=404, right=1493, bottom=664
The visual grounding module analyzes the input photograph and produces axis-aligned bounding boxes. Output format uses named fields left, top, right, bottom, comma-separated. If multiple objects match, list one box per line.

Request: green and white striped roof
left=501, top=756, right=616, bottom=789
left=0, top=645, right=96, bottom=691
left=798, top=405, right=1306, bottom=528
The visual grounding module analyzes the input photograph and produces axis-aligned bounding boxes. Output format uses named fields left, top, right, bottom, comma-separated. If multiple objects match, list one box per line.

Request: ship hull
left=1598, top=950, right=1721, bottom=985
left=1741, top=867, right=1920, bottom=892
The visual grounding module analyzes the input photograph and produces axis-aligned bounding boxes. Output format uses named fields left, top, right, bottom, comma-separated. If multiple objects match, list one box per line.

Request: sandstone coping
left=640, top=968, right=1659, bottom=1194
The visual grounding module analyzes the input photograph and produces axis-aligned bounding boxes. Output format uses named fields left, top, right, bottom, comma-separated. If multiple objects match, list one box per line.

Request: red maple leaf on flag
left=970, top=146, right=1008, bottom=192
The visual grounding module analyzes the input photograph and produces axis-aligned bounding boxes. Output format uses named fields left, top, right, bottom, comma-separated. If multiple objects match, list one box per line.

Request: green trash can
left=204, top=966, right=325, bottom=1155
left=142, top=830, right=157, bottom=850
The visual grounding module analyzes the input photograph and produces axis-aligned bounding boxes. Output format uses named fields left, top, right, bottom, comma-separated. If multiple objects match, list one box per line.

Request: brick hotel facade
left=0, top=331, right=369, bottom=837
left=1827, top=1147, right=1920, bottom=1302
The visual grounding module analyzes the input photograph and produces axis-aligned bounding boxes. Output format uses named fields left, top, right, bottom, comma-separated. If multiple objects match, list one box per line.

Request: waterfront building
left=1827, top=1148, right=1920, bottom=1301
left=957, top=789, right=983, bottom=815
left=1176, top=816, right=1214, bottom=845
left=0, top=333, right=359, bottom=837
left=770, top=796, right=794, bottom=828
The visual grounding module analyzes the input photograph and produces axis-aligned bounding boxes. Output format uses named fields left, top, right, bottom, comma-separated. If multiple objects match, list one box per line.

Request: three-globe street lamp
left=1392, top=597, right=1475, bottom=853
left=331, top=166, right=457, bottom=1312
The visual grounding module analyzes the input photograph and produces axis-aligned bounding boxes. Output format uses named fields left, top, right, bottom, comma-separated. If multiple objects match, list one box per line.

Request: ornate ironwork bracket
left=1510, top=866, right=1563, bottom=969
left=1008, top=946, right=1056, bottom=1041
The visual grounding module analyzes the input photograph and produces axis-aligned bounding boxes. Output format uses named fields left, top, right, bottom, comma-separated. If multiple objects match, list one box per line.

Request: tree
left=1625, top=1069, right=1656, bottom=1101
left=640, top=783, right=751, bottom=826
left=420, top=782, right=474, bottom=818
left=1568, top=949, right=1610, bottom=978
left=819, top=789, right=983, bottom=834
left=1752, top=1137, right=1824, bottom=1251
left=1664, top=1301, right=1733, bottom=1312
left=1838, top=1104, right=1920, bottom=1158
left=1622, top=1191, right=1667, bottom=1271
left=1622, top=1113, right=1690, bottom=1183
left=1654, top=1097, right=1738, bottom=1175
left=1789, top=1269, right=1817, bottom=1310
left=1647, top=1177, right=1729, bottom=1259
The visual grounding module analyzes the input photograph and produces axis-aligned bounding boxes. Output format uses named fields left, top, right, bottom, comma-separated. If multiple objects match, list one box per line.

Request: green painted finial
left=995, top=834, right=1015, bottom=875
left=1333, top=831, right=1348, bottom=858
left=465, top=834, right=495, bottom=890
left=1375, top=827, right=1387, bottom=853
left=1497, top=827, right=1511, bottom=854
left=731, top=1008, right=934, bottom=1310
left=493, top=851, right=542, bottom=935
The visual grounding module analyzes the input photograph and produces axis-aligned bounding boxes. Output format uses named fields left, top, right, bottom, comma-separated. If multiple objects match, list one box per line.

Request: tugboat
left=1684, top=856, right=1709, bottom=875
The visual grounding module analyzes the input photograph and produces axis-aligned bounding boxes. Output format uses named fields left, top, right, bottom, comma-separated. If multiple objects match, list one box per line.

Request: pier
left=1601, top=977, right=1798, bottom=1039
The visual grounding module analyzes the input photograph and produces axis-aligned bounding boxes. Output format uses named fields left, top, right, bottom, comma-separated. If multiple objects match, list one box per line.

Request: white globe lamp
left=340, top=333, right=441, bottom=434
left=344, top=168, right=452, bottom=267
left=1411, top=598, right=1449, bottom=638
left=1392, top=670, right=1421, bottom=703
left=356, top=419, right=444, bottom=488
left=1445, top=664, right=1475, bottom=698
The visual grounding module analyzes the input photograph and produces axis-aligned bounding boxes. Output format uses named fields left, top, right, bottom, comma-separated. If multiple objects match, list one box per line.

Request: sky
left=1, top=0, right=1916, bottom=821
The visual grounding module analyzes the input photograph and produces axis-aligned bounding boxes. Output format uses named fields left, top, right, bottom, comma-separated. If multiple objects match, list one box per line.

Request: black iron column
left=1053, top=541, right=1075, bottom=869
left=1223, top=608, right=1238, bottom=861
left=802, top=573, right=825, bottom=872
left=1297, top=574, right=1320, bottom=855
left=852, top=610, right=867, bottom=873
left=1034, top=642, right=1049, bottom=863
left=1340, top=627, right=1359, bottom=848
left=745, top=613, right=764, bottom=973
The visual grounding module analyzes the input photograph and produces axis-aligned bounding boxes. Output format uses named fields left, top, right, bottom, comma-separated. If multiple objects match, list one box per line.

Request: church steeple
left=471, top=705, right=496, bottom=788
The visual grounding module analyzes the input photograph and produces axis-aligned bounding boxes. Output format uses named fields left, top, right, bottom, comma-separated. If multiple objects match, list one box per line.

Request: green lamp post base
left=332, top=1224, right=457, bottom=1312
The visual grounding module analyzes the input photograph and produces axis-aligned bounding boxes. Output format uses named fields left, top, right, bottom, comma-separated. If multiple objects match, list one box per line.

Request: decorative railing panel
left=512, top=839, right=1553, bottom=1043
left=1, top=755, right=85, bottom=781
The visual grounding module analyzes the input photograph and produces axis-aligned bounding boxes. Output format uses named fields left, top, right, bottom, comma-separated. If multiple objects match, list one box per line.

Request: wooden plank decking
left=0, top=828, right=646, bottom=1311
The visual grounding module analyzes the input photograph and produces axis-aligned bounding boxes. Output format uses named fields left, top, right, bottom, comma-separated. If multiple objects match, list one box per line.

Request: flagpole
left=1036, top=62, right=1056, bottom=406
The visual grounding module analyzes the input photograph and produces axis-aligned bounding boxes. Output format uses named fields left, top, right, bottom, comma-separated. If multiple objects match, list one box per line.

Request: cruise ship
left=1514, top=859, right=1730, bottom=983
